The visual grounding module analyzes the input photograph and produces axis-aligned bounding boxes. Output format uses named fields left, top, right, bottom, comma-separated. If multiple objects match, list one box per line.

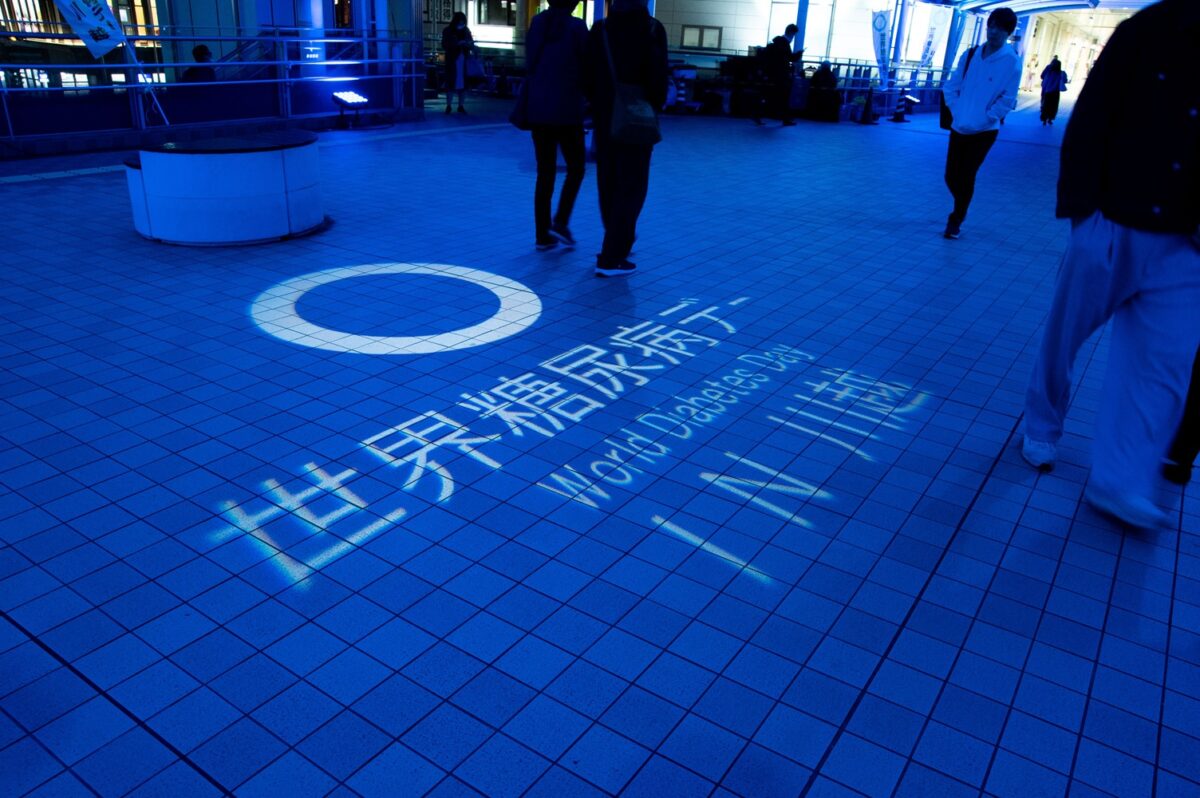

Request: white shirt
left=944, top=43, right=1022, bottom=135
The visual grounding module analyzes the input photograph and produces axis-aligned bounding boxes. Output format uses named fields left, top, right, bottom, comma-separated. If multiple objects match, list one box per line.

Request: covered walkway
left=1, top=98, right=1196, bottom=797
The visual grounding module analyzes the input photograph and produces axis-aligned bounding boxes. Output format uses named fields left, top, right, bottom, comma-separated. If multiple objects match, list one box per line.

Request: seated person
left=806, top=61, right=841, bottom=121
left=182, top=45, right=217, bottom=83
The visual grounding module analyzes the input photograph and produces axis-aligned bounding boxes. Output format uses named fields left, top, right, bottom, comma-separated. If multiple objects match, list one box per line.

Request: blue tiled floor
left=2, top=93, right=1198, bottom=797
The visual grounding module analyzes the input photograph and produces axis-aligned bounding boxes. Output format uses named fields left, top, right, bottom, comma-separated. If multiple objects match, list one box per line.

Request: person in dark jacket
left=582, top=0, right=668, bottom=277
left=1022, top=0, right=1200, bottom=527
left=759, top=28, right=802, bottom=126
left=442, top=12, right=476, bottom=114
left=525, top=0, right=588, bottom=250
left=1039, top=56, right=1067, bottom=125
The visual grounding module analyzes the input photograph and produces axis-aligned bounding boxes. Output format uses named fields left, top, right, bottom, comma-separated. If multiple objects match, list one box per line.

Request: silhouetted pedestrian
left=524, top=0, right=588, bottom=251
left=1040, top=56, right=1067, bottom=125
left=940, top=7, right=1021, bottom=240
left=1022, top=0, right=1200, bottom=527
left=442, top=12, right=476, bottom=113
left=582, top=0, right=668, bottom=277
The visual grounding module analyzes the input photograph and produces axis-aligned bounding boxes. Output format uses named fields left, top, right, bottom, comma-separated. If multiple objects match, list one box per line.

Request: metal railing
left=0, top=26, right=423, bottom=139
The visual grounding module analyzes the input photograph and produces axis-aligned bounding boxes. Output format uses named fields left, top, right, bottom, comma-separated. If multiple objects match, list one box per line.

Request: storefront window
left=478, top=0, right=517, bottom=26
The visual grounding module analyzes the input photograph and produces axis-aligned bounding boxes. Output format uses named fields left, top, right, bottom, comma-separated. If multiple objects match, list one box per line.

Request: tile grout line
left=1152, top=487, right=1186, bottom=794
left=796, top=410, right=1023, bottom=795
left=0, top=606, right=232, bottom=796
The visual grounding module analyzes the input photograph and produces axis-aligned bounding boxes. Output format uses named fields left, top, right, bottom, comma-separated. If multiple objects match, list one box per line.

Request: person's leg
left=944, top=132, right=967, bottom=226
left=603, top=143, right=652, bottom=263
left=531, top=127, right=557, bottom=244
left=553, top=125, right=585, bottom=236
left=1024, top=213, right=1128, bottom=451
left=457, top=90, right=466, bottom=111
left=779, top=79, right=795, bottom=124
left=1089, top=227, right=1200, bottom=516
left=948, top=130, right=998, bottom=226
left=594, top=132, right=618, bottom=264
left=1166, top=347, right=1200, bottom=482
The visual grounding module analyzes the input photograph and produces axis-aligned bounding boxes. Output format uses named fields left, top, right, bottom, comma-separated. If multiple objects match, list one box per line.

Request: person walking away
left=1021, top=0, right=1200, bottom=527
left=582, top=0, right=668, bottom=278
left=940, top=7, right=1021, bottom=240
left=524, top=0, right=589, bottom=251
left=442, top=12, right=476, bottom=113
left=1040, top=56, right=1067, bottom=125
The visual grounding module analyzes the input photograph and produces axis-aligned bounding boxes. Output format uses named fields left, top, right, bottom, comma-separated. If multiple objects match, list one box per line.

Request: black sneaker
left=1164, top=459, right=1193, bottom=485
left=943, top=219, right=962, bottom=239
left=536, top=236, right=559, bottom=251
left=457, top=106, right=467, bottom=114
left=595, top=259, right=636, bottom=277
left=549, top=224, right=575, bottom=247
left=444, top=105, right=452, bottom=114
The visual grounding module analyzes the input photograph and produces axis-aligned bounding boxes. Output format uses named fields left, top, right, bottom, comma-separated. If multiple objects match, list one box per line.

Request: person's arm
left=525, top=15, right=544, bottom=74
left=985, top=55, right=1022, bottom=124
left=942, top=48, right=969, bottom=108
left=1057, top=22, right=1125, bottom=223
left=646, top=19, right=670, bottom=110
left=581, top=21, right=602, bottom=104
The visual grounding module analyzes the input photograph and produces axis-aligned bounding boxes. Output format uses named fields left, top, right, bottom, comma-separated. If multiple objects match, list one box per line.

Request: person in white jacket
left=940, top=8, right=1022, bottom=240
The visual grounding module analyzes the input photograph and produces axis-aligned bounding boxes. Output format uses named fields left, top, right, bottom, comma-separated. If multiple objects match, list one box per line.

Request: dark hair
left=192, top=44, right=211, bottom=59
left=450, top=11, right=466, bottom=25
left=785, top=24, right=797, bottom=35
left=987, top=8, right=1017, bottom=35
left=547, top=0, right=577, bottom=8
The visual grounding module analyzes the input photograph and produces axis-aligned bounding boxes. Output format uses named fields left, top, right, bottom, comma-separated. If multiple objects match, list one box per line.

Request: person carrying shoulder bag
left=582, top=0, right=669, bottom=278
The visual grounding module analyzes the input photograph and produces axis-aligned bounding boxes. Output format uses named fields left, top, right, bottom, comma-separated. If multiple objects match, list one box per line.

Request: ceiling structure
left=950, top=0, right=1159, bottom=14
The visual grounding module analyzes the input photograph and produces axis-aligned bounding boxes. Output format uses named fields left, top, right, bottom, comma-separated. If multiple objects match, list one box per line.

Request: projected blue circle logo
left=251, top=262, right=542, bottom=355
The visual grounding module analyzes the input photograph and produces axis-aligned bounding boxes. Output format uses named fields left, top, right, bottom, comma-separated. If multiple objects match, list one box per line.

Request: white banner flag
left=53, top=0, right=127, bottom=58
left=919, top=6, right=952, bottom=68
left=871, top=10, right=891, bottom=79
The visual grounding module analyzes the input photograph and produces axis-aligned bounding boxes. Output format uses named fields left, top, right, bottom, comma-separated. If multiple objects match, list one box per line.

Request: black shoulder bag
left=939, top=46, right=976, bottom=131
left=602, top=20, right=662, bottom=146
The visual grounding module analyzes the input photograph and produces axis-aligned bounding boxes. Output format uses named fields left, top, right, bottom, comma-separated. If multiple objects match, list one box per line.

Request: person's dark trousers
left=772, top=78, right=794, bottom=123
left=594, top=129, right=653, bottom=265
left=531, top=125, right=586, bottom=239
left=1166, top=347, right=1200, bottom=481
left=944, top=129, right=999, bottom=226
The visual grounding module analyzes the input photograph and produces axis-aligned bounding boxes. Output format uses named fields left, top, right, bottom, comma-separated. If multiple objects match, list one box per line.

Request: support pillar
left=942, top=8, right=967, bottom=75
left=793, top=0, right=809, bottom=54
left=891, top=0, right=909, bottom=63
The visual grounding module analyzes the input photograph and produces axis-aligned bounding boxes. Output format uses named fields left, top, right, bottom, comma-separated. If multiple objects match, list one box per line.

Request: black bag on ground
left=939, top=46, right=976, bottom=131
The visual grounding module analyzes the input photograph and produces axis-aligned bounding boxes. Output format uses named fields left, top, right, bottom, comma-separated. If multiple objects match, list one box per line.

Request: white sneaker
left=1021, top=435, right=1057, bottom=470
left=1083, top=485, right=1168, bottom=529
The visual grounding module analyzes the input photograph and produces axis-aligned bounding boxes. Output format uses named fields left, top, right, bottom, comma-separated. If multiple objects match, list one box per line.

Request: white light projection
left=214, top=293, right=756, bottom=586
left=250, top=262, right=543, bottom=355
left=651, top=514, right=774, bottom=584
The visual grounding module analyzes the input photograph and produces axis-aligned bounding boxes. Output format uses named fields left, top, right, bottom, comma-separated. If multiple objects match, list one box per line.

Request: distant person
left=1039, top=56, right=1068, bottom=125
left=442, top=12, right=476, bottom=113
left=181, top=44, right=216, bottom=83
left=939, top=7, right=1021, bottom=240
left=524, top=0, right=588, bottom=251
left=1022, top=0, right=1200, bottom=527
left=806, top=61, right=840, bottom=122
left=755, top=30, right=802, bottom=126
left=582, top=0, right=668, bottom=277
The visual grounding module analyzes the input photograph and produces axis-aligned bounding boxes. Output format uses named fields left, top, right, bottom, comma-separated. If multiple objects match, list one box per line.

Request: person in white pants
left=1021, top=0, right=1200, bottom=528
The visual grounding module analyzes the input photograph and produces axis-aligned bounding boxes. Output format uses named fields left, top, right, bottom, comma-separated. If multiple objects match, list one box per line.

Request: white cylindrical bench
left=125, top=130, right=325, bottom=245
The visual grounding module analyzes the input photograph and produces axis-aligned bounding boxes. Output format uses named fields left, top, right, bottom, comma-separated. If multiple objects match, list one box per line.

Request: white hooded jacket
left=943, top=43, right=1022, bottom=135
